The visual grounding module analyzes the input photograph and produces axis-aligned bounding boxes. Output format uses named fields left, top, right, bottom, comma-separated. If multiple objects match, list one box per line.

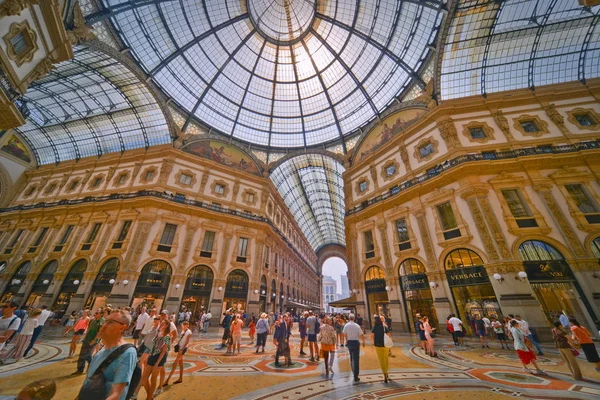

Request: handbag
left=570, top=347, right=580, bottom=357
left=524, top=337, right=533, bottom=350
left=384, top=334, right=393, bottom=348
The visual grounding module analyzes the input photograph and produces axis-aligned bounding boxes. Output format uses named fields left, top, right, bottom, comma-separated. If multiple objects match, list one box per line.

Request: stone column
left=210, top=278, right=227, bottom=317
left=414, top=210, right=436, bottom=270
left=67, top=271, right=97, bottom=314
left=164, top=275, right=186, bottom=312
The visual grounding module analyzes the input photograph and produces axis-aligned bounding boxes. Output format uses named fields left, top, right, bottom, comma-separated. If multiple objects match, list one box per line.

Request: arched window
left=445, top=249, right=484, bottom=270
left=399, top=258, right=426, bottom=276
left=365, top=266, right=385, bottom=281
left=592, top=236, right=600, bottom=258
left=94, top=258, right=120, bottom=287
left=260, top=275, right=267, bottom=296
left=225, top=269, right=249, bottom=296
left=12, top=261, right=32, bottom=279
left=518, top=240, right=564, bottom=261
left=271, top=279, right=277, bottom=298
left=4, top=261, right=31, bottom=294
left=33, top=260, right=59, bottom=287
left=137, top=260, right=172, bottom=290
left=62, top=259, right=88, bottom=288
left=185, top=265, right=213, bottom=293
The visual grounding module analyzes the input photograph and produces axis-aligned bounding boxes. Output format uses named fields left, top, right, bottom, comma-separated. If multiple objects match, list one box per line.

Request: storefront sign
left=446, top=265, right=489, bottom=286
left=523, top=261, right=573, bottom=282
left=365, top=278, right=387, bottom=293
left=400, top=274, right=429, bottom=291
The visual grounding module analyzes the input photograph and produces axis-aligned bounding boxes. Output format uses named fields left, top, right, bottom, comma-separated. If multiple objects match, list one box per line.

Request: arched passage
left=132, top=260, right=173, bottom=311
left=26, top=260, right=59, bottom=307
left=399, top=258, right=437, bottom=332
left=87, top=258, right=120, bottom=311
left=53, top=259, right=87, bottom=314
left=0, top=261, right=31, bottom=303
left=518, top=240, right=596, bottom=325
left=224, top=269, right=249, bottom=314
left=182, top=265, right=214, bottom=321
left=444, top=248, right=501, bottom=336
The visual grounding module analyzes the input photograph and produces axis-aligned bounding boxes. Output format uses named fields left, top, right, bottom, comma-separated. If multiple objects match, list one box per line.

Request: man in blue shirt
left=80, top=310, right=137, bottom=400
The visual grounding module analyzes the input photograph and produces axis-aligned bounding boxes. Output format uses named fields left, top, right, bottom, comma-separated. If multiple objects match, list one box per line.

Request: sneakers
left=309, top=357, right=315, bottom=362
left=353, top=377, right=360, bottom=383
left=71, top=371, right=83, bottom=376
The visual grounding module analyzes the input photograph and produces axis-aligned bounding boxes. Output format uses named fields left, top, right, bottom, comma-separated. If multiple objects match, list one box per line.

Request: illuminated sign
left=446, top=266, right=489, bottom=286
left=400, top=273, right=429, bottom=291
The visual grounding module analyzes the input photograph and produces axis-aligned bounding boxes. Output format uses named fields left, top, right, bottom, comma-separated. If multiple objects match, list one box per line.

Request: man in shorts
left=306, top=311, right=319, bottom=362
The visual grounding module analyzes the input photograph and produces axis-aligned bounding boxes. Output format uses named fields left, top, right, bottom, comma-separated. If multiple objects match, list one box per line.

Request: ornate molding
left=478, top=196, right=512, bottom=260
left=173, top=168, right=197, bottom=188
left=380, top=159, right=399, bottom=182
left=413, top=137, right=439, bottom=162
left=415, top=213, right=436, bottom=271
left=493, top=110, right=514, bottom=140
left=4, top=21, right=38, bottom=67
left=437, top=118, right=460, bottom=150
left=462, top=121, right=495, bottom=144
left=513, top=114, right=550, bottom=137
left=566, top=108, right=600, bottom=132
left=544, top=104, right=565, bottom=130
left=534, top=186, right=587, bottom=257
left=465, top=197, right=499, bottom=261
left=67, top=1, right=96, bottom=44
left=210, top=179, right=229, bottom=198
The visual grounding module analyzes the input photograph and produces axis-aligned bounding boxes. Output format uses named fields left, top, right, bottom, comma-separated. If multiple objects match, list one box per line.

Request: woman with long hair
left=317, top=316, right=337, bottom=376
left=570, top=318, right=600, bottom=371
left=165, top=321, right=192, bottom=386
left=372, top=315, right=390, bottom=383
left=230, top=314, right=243, bottom=355
left=69, top=310, right=90, bottom=358
left=248, top=316, right=256, bottom=344
left=510, top=320, right=544, bottom=375
left=143, top=320, right=171, bottom=400
left=422, top=316, right=436, bottom=357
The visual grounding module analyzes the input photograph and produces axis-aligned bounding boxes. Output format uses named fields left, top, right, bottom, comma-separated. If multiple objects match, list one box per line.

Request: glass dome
left=102, top=0, right=445, bottom=149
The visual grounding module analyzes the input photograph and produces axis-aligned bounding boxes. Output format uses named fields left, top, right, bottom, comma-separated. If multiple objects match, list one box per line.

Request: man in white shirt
left=23, top=305, right=52, bottom=357
left=133, top=307, right=150, bottom=345
left=137, top=308, right=156, bottom=347
left=515, top=315, right=543, bottom=355
left=342, top=314, right=365, bottom=383
left=203, top=312, right=212, bottom=333
left=448, top=314, right=464, bottom=346
left=306, top=311, right=319, bottom=361
left=0, top=300, right=21, bottom=354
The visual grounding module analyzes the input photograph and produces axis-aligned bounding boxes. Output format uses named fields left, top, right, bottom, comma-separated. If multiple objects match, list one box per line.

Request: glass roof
left=441, top=0, right=600, bottom=99
left=16, top=45, right=172, bottom=165
left=101, top=0, right=444, bottom=149
left=270, top=154, right=346, bottom=251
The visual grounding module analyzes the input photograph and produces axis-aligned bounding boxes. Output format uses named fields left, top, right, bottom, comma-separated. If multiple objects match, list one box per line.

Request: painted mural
left=1, top=134, right=31, bottom=163
left=355, top=107, right=427, bottom=163
left=183, top=140, right=262, bottom=176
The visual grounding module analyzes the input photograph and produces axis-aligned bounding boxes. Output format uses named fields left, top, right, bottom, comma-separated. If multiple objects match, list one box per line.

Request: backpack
left=77, top=344, right=141, bottom=400
left=315, top=318, right=321, bottom=334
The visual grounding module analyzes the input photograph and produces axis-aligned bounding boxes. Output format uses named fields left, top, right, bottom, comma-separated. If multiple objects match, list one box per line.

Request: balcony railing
left=346, top=141, right=600, bottom=216
left=0, top=190, right=314, bottom=271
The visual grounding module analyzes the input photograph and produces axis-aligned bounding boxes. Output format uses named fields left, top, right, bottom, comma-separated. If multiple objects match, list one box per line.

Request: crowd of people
left=2, top=299, right=600, bottom=399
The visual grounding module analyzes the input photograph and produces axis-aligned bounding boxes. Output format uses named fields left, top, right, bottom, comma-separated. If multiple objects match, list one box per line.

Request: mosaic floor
left=1, top=327, right=599, bottom=399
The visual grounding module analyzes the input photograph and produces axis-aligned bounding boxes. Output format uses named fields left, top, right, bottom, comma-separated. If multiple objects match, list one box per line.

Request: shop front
left=53, top=259, right=87, bottom=317
left=131, top=260, right=172, bottom=312
left=518, top=240, right=596, bottom=326
left=364, top=266, right=389, bottom=328
left=223, top=269, right=249, bottom=314
left=445, top=249, right=501, bottom=336
left=26, top=260, right=59, bottom=308
left=181, top=265, right=213, bottom=321
left=0, top=260, right=30, bottom=303
left=399, top=258, right=437, bottom=332
left=86, top=258, right=120, bottom=310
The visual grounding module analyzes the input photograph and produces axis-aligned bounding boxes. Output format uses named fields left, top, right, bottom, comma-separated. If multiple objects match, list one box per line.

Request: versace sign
left=446, top=265, right=489, bottom=286
left=365, top=278, right=387, bottom=293
left=523, top=261, right=573, bottom=282
left=400, top=273, right=429, bottom=291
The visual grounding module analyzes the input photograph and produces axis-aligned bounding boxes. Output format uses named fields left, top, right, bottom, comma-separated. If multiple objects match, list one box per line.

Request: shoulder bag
left=77, top=344, right=139, bottom=400
left=384, top=333, right=393, bottom=348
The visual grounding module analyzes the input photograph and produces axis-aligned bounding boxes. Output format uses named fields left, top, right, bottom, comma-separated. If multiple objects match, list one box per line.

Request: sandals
left=173, top=379, right=183, bottom=385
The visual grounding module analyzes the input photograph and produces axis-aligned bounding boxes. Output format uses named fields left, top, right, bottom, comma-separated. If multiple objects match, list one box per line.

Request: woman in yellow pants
left=371, top=315, right=390, bottom=383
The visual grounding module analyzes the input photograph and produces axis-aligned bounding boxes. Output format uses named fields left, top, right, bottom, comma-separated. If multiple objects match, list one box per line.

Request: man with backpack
left=78, top=309, right=139, bottom=400
left=0, top=300, right=21, bottom=356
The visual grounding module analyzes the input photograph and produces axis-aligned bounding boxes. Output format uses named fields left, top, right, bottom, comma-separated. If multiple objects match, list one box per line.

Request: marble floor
left=1, top=327, right=599, bottom=400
